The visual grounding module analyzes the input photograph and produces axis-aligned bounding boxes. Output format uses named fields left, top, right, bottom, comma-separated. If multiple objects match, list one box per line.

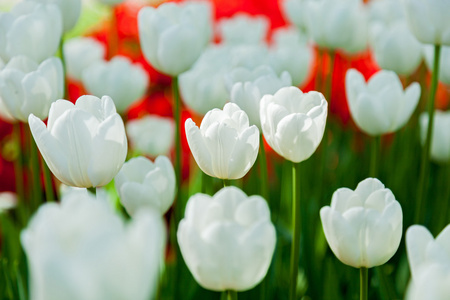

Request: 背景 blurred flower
left=0, top=1, right=62, bottom=62
left=260, top=86, right=327, bottom=163
left=82, top=56, right=148, bottom=114
left=345, top=68, right=420, bottom=136
left=420, top=110, right=450, bottom=164
left=29, top=95, right=127, bottom=188
left=217, top=13, right=269, bottom=45
left=402, top=0, right=450, bottom=45
left=0, top=55, right=63, bottom=122
left=320, top=178, right=403, bottom=268
left=185, top=103, right=259, bottom=180
left=423, top=45, right=450, bottom=85
left=138, top=1, right=212, bottom=76
left=64, top=37, right=105, bottom=81
left=115, top=156, right=175, bottom=216
left=406, top=263, right=450, bottom=300
left=126, top=115, right=174, bottom=157
left=26, top=0, right=81, bottom=32
left=0, top=192, right=17, bottom=213
left=21, top=194, right=165, bottom=300
left=177, top=186, right=276, bottom=291
left=282, top=0, right=308, bottom=32
left=230, top=65, right=291, bottom=129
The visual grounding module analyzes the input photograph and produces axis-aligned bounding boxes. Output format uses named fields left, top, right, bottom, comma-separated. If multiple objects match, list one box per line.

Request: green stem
left=172, top=76, right=182, bottom=222
left=227, top=290, right=238, bottom=300
left=323, top=50, right=335, bottom=102
left=223, top=179, right=231, bottom=187
left=370, top=136, right=380, bottom=178
left=12, top=123, right=24, bottom=203
left=59, top=37, right=68, bottom=99
left=87, top=187, right=97, bottom=195
left=259, top=135, right=269, bottom=202
left=29, top=128, right=42, bottom=211
left=315, top=47, right=323, bottom=92
left=289, top=162, right=301, bottom=300
left=415, top=44, right=441, bottom=224
left=360, top=267, right=368, bottom=300
left=41, top=156, right=54, bottom=202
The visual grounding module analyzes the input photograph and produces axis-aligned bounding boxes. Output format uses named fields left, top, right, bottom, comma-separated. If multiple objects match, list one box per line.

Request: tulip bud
left=185, top=103, right=260, bottom=180
left=0, top=55, right=63, bottom=122
left=419, top=110, right=450, bottom=164
left=260, top=86, right=327, bottom=163
left=345, top=68, right=420, bottom=136
left=138, top=1, right=212, bottom=77
left=64, top=37, right=106, bottom=81
left=320, top=178, right=403, bottom=268
left=406, top=264, right=450, bottom=300
left=423, top=45, right=450, bottom=85
left=177, top=186, right=276, bottom=291
left=21, top=194, right=165, bottom=300
left=126, top=115, right=175, bottom=157
left=115, top=156, right=176, bottom=216
left=0, top=192, right=17, bottom=213
left=26, top=0, right=81, bottom=33
left=28, top=95, right=128, bottom=188
left=82, top=56, right=149, bottom=114
left=217, top=13, right=269, bottom=45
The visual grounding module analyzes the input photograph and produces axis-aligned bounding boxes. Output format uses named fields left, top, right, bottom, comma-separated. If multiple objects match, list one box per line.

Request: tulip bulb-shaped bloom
left=402, top=0, right=450, bottom=45
left=0, top=192, right=17, bottom=213
left=138, top=1, right=212, bottom=76
left=64, top=37, right=105, bottom=81
left=98, top=0, right=125, bottom=5
left=217, top=13, right=269, bottom=45
left=29, top=95, right=128, bottom=188
left=21, top=194, right=165, bottom=300
left=420, top=110, right=450, bottom=164
left=185, top=103, right=259, bottom=180
left=320, top=178, right=403, bottom=268
left=82, top=56, right=149, bottom=114
left=126, top=115, right=175, bottom=157
left=406, top=264, right=450, bottom=300
left=424, top=45, right=450, bottom=85
left=282, top=0, right=308, bottom=31
left=406, top=224, right=450, bottom=280
left=115, top=156, right=176, bottom=216
left=0, top=2, right=62, bottom=62
left=177, top=186, right=276, bottom=291
left=0, top=55, right=63, bottom=122
left=26, top=0, right=81, bottom=33
left=230, top=65, right=292, bottom=129
left=260, top=86, right=327, bottom=163
left=345, top=69, right=420, bottom=136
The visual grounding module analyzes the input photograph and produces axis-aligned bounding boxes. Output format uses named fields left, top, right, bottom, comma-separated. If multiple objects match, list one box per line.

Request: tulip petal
left=406, top=225, right=434, bottom=280
left=185, top=118, right=214, bottom=177
left=227, top=126, right=259, bottom=179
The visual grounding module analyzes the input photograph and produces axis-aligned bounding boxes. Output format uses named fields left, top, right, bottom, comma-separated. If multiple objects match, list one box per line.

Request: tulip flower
left=115, top=156, right=176, bottom=216
left=97, top=0, right=125, bottom=5
left=268, top=27, right=313, bottom=87
left=304, top=0, right=368, bottom=54
left=230, top=65, right=292, bottom=129
left=0, top=55, right=64, bottom=122
left=217, top=13, right=269, bottom=45
left=406, top=264, right=450, bottom=300
left=0, top=192, right=17, bottom=213
left=185, top=103, right=259, bottom=180
left=82, top=56, right=148, bottom=114
left=345, top=68, right=420, bottom=136
left=26, top=0, right=81, bottom=33
left=320, top=178, right=403, bottom=268
left=420, top=110, right=450, bottom=164
left=368, top=0, right=404, bottom=24
left=402, top=0, right=450, bottom=46
left=370, top=21, right=422, bottom=76
left=126, top=115, right=175, bottom=157
left=28, top=95, right=128, bottom=188
left=21, top=193, right=165, bottom=300
left=406, top=224, right=450, bottom=280
left=260, top=86, right=328, bottom=163
left=177, top=186, right=276, bottom=291
left=138, top=1, right=212, bottom=77
left=229, top=44, right=270, bottom=70
left=282, top=0, right=308, bottom=32
left=424, top=45, right=450, bottom=85
left=178, top=45, right=231, bottom=116
left=0, top=1, right=62, bottom=63
left=64, top=37, right=106, bottom=81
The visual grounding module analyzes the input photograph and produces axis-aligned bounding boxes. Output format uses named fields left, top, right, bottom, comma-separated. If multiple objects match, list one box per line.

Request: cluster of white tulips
left=0, top=0, right=449, bottom=299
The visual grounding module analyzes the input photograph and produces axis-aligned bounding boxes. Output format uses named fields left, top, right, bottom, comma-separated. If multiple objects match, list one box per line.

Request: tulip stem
left=223, top=179, right=231, bottom=187
left=415, top=44, right=441, bottom=224
left=360, top=267, right=368, bottom=300
left=370, top=136, right=380, bottom=178
left=29, top=128, right=42, bottom=210
left=87, top=187, right=97, bottom=195
left=226, top=290, right=238, bottom=300
left=13, top=123, right=24, bottom=204
left=290, top=162, right=301, bottom=300
left=41, top=156, right=54, bottom=202
left=259, top=135, right=269, bottom=203
left=172, top=76, right=182, bottom=222
left=58, top=37, right=69, bottom=99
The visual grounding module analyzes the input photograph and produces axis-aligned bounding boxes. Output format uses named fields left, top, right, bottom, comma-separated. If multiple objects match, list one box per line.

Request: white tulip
left=217, top=13, right=269, bottom=45
left=185, top=103, right=259, bottom=180
left=260, top=86, right=327, bottom=163
left=406, top=264, right=450, bottom=300
left=423, top=45, right=450, bottom=85
left=282, top=0, right=308, bottom=31
left=64, top=37, right=105, bottom=81
left=21, top=194, right=165, bottom=300
left=25, top=0, right=81, bottom=32
left=177, top=186, right=276, bottom=291
left=419, top=110, right=450, bottom=164
left=0, top=55, right=63, bottom=122
left=82, top=56, right=148, bottom=114
left=126, top=115, right=175, bottom=157
left=28, top=95, right=128, bottom=188
left=115, top=156, right=176, bottom=216
left=345, top=68, right=420, bottom=136
left=0, top=2, right=62, bottom=62
left=0, top=192, right=17, bottom=213
left=320, top=178, right=403, bottom=268
left=138, top=1, right=212, bottom=76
